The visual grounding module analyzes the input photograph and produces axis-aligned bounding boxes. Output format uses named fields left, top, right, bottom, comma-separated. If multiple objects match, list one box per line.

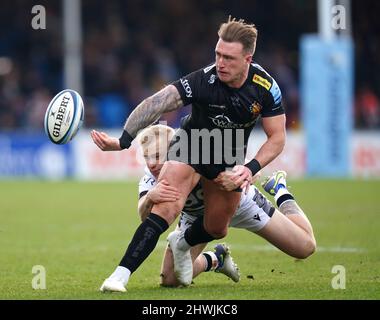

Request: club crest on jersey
left=250, top=101, right=262, bottom=116
left=252, top=74, right=271, bottom=90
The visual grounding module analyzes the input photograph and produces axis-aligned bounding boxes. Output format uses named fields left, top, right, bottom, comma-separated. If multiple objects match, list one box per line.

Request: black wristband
left=119, top=130, right=134, bottom=150
left=244, top=158, right=262, bottom=176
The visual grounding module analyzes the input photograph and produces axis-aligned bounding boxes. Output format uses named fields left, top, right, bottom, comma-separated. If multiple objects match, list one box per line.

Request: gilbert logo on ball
left=44, top=89, right=84, bottom=144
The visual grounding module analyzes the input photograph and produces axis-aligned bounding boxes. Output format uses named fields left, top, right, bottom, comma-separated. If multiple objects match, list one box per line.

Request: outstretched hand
left=91, top=130, right=121, bottom=151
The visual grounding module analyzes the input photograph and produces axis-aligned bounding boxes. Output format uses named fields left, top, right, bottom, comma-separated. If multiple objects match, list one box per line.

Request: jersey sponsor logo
left=209, top=115, right=235, bottom=128
left=180, top=78, right=193, bottom=98
left=208, top=115, right=256, bottom=129
left=252, top=74, right=272, bottom=91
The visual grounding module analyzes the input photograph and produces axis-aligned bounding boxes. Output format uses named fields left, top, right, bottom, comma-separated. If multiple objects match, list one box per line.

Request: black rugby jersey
left=172, top=63, right=284, bottom=152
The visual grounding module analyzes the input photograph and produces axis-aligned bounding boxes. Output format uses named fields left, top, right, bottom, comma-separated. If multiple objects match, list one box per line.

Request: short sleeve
left=261, top=77, right=285, bottom=117
left=172, top=68, right=206, bottom=106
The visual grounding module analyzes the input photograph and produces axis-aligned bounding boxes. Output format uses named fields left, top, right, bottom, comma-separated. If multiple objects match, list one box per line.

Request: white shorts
left=178, top=187, right=275, bottom=234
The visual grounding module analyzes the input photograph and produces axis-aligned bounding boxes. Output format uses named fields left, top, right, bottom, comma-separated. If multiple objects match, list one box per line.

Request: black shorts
left=167, top=128, right=244, bottom=180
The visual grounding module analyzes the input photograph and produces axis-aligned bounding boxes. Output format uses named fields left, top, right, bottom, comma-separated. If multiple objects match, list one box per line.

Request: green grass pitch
left=0, top=179, right=379, bottom=300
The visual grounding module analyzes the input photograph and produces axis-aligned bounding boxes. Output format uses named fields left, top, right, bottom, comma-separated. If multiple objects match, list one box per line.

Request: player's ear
left=245, top=54, right=253, bottom=64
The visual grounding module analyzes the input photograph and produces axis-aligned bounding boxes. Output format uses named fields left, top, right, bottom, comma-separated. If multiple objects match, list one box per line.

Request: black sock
left=202, top=253, right=213, bottom=272
left=119, top=213, right=169, bottom=273
left=276, top=194, right=295, bottom=207
left=184, top=216, right=215, bottom=247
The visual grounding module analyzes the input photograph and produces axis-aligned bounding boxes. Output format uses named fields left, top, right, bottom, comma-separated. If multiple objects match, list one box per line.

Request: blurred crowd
left=0, top=0, right=379, bottom=131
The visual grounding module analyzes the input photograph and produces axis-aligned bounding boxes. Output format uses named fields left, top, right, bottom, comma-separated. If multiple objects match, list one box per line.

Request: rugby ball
left=44, top=89, right=84, bottom=144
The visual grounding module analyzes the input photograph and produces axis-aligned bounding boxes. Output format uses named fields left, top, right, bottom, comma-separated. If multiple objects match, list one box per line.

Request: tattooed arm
left=91, top=85, right=183, bottom=151
left=124, top=85, right=183, bottom=137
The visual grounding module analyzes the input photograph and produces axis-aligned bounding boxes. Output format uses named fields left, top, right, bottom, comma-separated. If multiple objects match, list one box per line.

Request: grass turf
left=0, top=179, right=379, bottom=300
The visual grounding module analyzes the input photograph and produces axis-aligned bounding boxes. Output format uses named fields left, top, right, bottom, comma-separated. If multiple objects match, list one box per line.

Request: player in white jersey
left=135, top=124, right=316, bottom=287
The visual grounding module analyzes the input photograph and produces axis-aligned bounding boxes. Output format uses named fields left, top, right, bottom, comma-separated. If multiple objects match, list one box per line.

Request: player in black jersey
left=92, top=17, right=288, bottom=290
left=138, top=125, right=315, bottom=288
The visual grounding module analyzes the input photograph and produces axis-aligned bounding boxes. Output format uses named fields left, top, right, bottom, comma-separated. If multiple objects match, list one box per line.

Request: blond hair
left=137, top=124, right=175, bottom=158
left=218, top=16, right=258, bottom=55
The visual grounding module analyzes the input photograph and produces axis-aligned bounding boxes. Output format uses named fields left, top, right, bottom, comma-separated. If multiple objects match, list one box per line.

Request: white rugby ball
left=44, top=89, right=84, bottom=144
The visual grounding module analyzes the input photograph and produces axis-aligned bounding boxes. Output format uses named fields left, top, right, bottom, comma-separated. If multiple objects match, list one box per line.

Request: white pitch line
left=314, top=246, right=366, bottom=253
left=157, top=241, right=366, bottom=253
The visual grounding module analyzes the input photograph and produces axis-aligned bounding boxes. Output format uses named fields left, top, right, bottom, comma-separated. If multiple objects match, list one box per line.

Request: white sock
left=109, top=266, right=131, bottom=286
left=274, top=187, right=291, bottom=204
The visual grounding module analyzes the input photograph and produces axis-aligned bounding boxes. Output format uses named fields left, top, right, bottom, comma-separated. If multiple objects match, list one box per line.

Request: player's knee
left=153, top=203, right=183, bottom=224
left=205, top=225, right=228, bottom=239
left=307, top=238, right=317, bottom=256
left=296, top=238, right=316, bottom=259
left=164, top=202, right=185, bottom=222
